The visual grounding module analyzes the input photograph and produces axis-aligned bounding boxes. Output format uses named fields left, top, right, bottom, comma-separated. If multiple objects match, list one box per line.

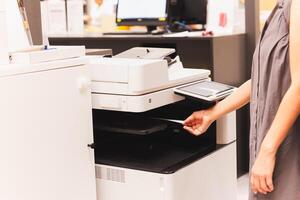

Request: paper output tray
left=94, top=126, right=216, bottom=174
left=94, top=114, right=168, bottom=135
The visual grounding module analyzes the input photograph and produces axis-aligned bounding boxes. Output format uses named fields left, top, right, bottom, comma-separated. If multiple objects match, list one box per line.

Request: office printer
left=89, top=48, right=237, bottom=200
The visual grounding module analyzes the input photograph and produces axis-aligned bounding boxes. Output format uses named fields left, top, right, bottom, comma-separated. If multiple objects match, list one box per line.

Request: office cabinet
left=0, top=61, right=97, bottom=200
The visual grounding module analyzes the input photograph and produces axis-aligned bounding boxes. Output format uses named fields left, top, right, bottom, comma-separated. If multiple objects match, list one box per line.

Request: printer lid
left=90, top=57, right=211, bottom=96
left=114, top=47, right=176, bottom=60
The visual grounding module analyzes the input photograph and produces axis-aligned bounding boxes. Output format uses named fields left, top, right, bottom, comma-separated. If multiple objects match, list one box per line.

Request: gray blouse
left=249, top=0, right=300, bottom=199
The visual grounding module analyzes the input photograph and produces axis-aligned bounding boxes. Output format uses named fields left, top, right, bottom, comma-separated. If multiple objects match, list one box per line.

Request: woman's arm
left=210, top=79, right=251, bottom=120
left=251, top=0, right=300, bottom=195
left=183, top=80, right=251, bottom=135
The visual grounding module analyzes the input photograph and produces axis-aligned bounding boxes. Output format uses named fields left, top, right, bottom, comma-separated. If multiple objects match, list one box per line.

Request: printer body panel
left=95, top=165, right=165, bottom=200
left=95, top=143, right=237, bottom=200
left=90, top=56, right=211, bottom=112
left=91, top=58, right=169, bottom=95
left=167, top=142, right=237, bottom=200
left=0, top=62, right=97, bottom=200
left=92, top=87, right=185, bottom=112
left=90, top=57, right=210, bottom=96
left=127, top=59, right=169, bottom=95
left=92, top=98, right=237, bottom=200
left=90, top=60, right=130, bottom=84
left=217, top=111, right=237, bottom=144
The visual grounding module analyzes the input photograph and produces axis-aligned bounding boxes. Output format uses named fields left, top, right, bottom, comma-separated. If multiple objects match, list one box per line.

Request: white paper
left=0, top=7, right=9, bottom=64
left=5, top=0, right=30, bottom=52
left=67, top=1, right=84, bottom=34
left=154, top=118, right=184, bottom=125
left=47, top=1, right=67, bottom=34
left=40, top=1, right=49, bottom=46
left=163, top=31, right=189, bottom=38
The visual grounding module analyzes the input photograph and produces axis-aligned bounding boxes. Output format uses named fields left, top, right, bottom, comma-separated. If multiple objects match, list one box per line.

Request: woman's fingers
left=251, top=174, right=259, bottom=194
left=194, top=129, right=202, bottom=135
left=266, top=175, right=274, bottom=192
left=259, top=176, right=269, bottom=194
left=183, top=126, right=197, bottom=135
left=250, top=148, right=276, bottom=195
left=251, top=174, right=265, bottom=194
left=251, top=173, right=274, bottom=195
left=193, top=126, right=203, bottom=135
left=183, top=125, right=203, bottom=136
left=184, top=121, right=207, bottom=136
left=183, top=114, right=196, bottom=126
left=184, top=112, right=203, bottom=126
left=183, top=110, right=214, bottom=136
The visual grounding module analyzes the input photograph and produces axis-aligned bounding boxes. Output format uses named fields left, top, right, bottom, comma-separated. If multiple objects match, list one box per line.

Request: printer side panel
left=167, top=142, right=237, bottom=200
left=0, top=65, right=97, bottom=200
left=217, top=111, right=237, bottom=144
left=95, top=164, right=165, bottom=200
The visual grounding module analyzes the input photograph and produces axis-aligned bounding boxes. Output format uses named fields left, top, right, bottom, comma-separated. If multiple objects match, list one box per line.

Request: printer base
left=95, top=142, right=237, bottom=200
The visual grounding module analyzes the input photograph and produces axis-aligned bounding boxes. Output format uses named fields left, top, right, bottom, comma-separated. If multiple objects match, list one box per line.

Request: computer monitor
left=116, top=0, right=169, bottom=27
left=182, top=0, right=207, bottom=25
left=169, top=0, right=207, bottom=25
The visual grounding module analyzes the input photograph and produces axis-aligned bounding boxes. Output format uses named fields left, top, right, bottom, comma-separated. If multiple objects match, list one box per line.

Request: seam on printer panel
left=92, top=79, right=209, bottom=97
left=0, top=64, right=86, bottom=78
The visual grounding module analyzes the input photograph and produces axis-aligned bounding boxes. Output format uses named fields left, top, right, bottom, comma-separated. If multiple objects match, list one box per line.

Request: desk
left=86, top=49, right=112, bottom=56
left=49, top=33, right=249, bottom=177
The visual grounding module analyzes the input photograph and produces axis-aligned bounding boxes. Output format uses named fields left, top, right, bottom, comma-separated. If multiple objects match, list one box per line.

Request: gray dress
left=250, top=0, right=300, bottom=199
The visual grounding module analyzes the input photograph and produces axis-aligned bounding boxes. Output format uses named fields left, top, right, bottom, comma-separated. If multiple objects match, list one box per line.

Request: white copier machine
left=2, top=1, right=236, bottom=199
left=89, top=48, right=237, bottom=200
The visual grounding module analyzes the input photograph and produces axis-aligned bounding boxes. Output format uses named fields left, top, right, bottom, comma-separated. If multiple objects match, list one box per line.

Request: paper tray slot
left=93, top=113, right=168, bottom=135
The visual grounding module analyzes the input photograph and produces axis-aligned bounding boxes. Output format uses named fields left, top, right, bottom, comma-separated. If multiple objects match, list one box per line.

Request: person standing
left=183, top=0, right=300, bottom=199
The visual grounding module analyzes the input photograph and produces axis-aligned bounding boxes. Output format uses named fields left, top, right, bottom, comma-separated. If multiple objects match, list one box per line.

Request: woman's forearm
left=261, top=84, right=300, bottom=153
left=211, top=80, right=251, bottom=120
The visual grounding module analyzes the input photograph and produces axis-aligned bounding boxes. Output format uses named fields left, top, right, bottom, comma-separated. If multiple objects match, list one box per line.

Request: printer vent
left=95, top=166, right=126, bottom=183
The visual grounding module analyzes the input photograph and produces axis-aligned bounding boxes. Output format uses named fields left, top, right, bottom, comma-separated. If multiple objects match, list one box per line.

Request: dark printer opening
left=92, top=99, right=217, bottom=174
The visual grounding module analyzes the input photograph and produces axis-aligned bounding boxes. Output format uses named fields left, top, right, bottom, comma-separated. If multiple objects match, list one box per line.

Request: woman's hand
left=183, top=80, right=251, bottom=136
left=183, top=107, right=216, bottom=136
left=251, top=146, right=276, bottom=195
left=95, top=0, right=103, bottom=6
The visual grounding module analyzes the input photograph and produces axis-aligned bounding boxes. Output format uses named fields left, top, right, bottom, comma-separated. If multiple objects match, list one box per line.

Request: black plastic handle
left=87, top=143, right=95, bottom=149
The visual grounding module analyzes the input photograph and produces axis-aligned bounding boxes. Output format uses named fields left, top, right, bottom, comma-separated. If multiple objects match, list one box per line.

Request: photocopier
left=2, top=0, right=236, bottom=199
left=89, top=48, right=237, bottom=200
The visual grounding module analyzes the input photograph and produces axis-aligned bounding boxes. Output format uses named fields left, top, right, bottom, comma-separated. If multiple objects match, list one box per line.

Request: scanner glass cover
left=174, top=81, right=235, bottom=101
